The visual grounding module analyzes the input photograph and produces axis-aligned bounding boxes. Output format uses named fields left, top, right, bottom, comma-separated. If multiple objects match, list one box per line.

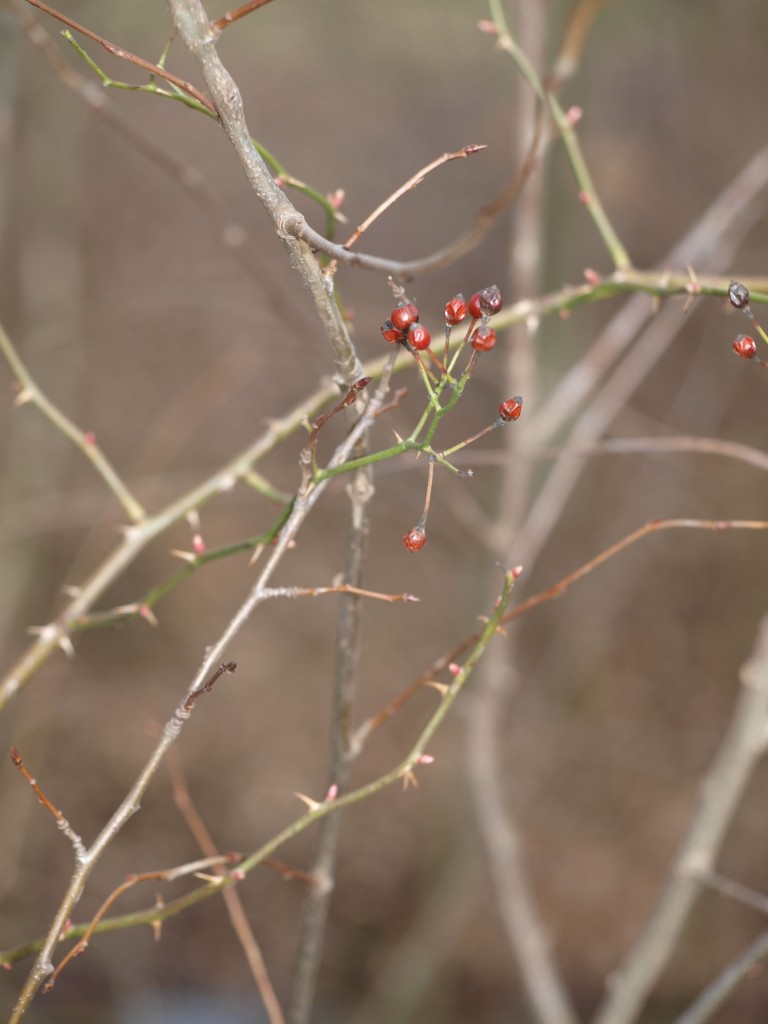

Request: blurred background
left=2, top=1, right=768, bottom=1021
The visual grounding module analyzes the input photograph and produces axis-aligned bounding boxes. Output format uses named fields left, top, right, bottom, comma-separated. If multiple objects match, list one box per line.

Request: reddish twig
left=42, top=854, right=240, bottom=993
left=183, top=660, right=237, bottom=712
left=305, top=376, right=373, bottom=471
left=168, top=750, right=286, bottom=1024
left=352, top=517, right=768, bottom=747
left=326, top=145, right=487, bottom=278
left=210, top=0, right=278, bottom=34
left=10, top=748, right=86, bottom=859
left=23, top=0, right=216, bottom=113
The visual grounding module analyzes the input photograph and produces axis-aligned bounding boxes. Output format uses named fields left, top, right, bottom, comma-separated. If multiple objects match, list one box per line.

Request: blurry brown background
left=3, top=1, right=768, bottom=1022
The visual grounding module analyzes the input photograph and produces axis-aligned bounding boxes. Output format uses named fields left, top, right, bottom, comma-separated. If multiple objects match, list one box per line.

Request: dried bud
left=728, top=281, right=750, bottom=310
left=470, top=285, right=502, bottom=318
left=381, top=320, right=405, bottom=344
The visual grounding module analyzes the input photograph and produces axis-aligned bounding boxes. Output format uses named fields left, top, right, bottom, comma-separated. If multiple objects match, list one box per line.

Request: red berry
left=381, top=320, right=405, bottom=344
left=390, top=303, right=420, bottom=332
left=471, top=326, right=497, bottom=352
left=468, top=292, right=484, bottom=319
left=468, top=285, right=502, bottom=319
left=408, top=324, right=431, bottom=351
left=403, top=527, right=427, bottom=552
left=444, top=295, right=468, bottom=325
left=733, top=334, right=757, bottom=360
left=499, top=396, right=523, bottom=421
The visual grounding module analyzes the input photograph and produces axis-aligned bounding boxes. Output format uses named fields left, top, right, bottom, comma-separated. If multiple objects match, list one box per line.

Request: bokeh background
left=3, top=1, right=768, bottom=1021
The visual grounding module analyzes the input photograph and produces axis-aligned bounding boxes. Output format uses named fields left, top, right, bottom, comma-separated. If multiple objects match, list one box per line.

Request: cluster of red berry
left=381, top=285, right=504, bottom=355
left=380, top=286, right=524, bottom=553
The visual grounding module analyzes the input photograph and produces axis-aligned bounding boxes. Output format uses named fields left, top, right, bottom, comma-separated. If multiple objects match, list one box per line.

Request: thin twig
left=210, top=0, right=277, bottom=34
left=167, top=0, right=363, bottom=387
left=352, top=518, right=768, bottom=749
left=289, top=346, right=377, bottom=1022
left=42, top=855, right=239, bottom=993
left=0, top=318, right=145, bottom=522
left=4, top=567, right=515, bottom=987
left=670, top=929, right=768, bottom=1024
left=700, top=870, right=768, bottom=917
left=7, top=355, right=396, bottom=1022
left=325, top=145, right=487, bottom=278
left=168, top=749, right=286, bottom=1024
left=591, top=615, right=768, bottom=1024
left=23, top=0, right=216, bottom=112
left=10, top=748, right=86, bottom=860
left=8, top=657, right=238, bottom=1021
left=468, top=5, right=577, bottom=1016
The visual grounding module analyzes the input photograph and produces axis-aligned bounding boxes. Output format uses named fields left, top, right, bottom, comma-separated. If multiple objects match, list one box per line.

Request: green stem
left=0, top=317, right=145, bottom=523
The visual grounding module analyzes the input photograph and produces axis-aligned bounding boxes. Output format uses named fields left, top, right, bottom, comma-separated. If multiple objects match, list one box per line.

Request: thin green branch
left=0, top=318, right=145, bottom=522
left=488, top=0, right=632, bottom=271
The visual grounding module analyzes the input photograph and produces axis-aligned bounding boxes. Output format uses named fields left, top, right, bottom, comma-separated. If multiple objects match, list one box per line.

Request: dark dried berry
left=499, top=396, right=523, bottom=421
left=381, top=320, right=405, bottom=344
left=408, top=324, right=431, bottom=351
left=469, top=285, right=503, bottom=319
left=403, top=528, right=427, bottom=552
left=728, top=281, right=750, bottom=310
left=390, top=303, right=420, bottom=332
left=471, top=327, right=497, bottom=352
left=733, top=334, right=757, bottom=360
left=444, top=295, right=468, bottom=325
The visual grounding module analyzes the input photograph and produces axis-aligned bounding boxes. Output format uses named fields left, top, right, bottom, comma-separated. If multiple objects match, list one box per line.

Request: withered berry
left=381, top=320, right=404, bottom=344
left=468, top=285, right=502, bottom=319
left=728, top=281, right=750, bottom=310
left=499, top=396, right=523, bottom=421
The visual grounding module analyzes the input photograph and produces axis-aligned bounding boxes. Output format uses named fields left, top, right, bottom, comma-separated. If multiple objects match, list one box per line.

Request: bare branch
left=592, top=615, right=768, bottom=1024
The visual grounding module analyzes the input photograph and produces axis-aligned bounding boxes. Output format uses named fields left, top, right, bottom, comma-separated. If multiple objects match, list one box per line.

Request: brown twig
left=23, top=0, right=216, bottom=112
left=326, top=145, right=487, bottom=278
left=305, top=376, right=373, bottom=470
left=352, top=517, right=768, bottom=748
left=183, top=660, right=237, bottom=712
left=10, top=748, right=86, bottom=860
left=42, top=854, right=240, bottom=993
left=168, top=750, right=286, bottom=1024
left=210, top=0, right=277, bottom=34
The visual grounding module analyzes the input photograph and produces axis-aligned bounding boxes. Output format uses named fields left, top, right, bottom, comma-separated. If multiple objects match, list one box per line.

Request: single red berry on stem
left=733, top=334, right=757, bottom=360
left=381, top=320, right=404, bottom=344
left=499, top=396, right=523, bottom=421
left=408, top=324, right=431, bottom=351
left=390, top=303, right=420, bottom=332
left=445, top=295, right=468, bottom=325
left=403, top=527, right=427, bottom=552
left=467, top=292, right=484, bottom=320
left=471, top=326, right=497, bottom=352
